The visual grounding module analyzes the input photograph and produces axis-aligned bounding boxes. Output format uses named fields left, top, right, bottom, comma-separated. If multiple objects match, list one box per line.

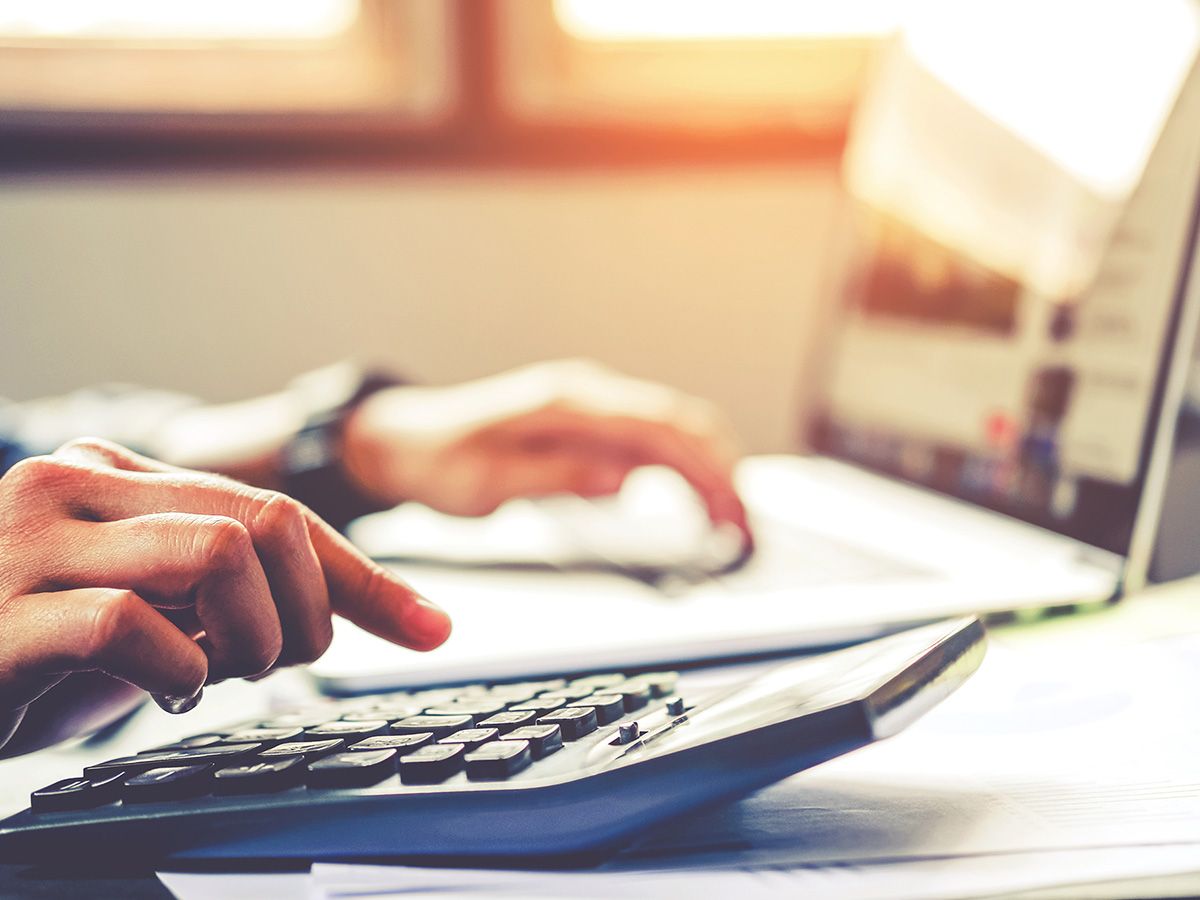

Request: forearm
left=149, top=390, right=302, bottom=491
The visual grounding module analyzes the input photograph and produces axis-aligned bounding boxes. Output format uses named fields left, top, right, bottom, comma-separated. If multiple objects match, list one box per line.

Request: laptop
left=313, top=10, right=1200, bottom=693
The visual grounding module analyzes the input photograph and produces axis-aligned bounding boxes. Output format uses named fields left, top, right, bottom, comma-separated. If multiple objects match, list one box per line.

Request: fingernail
left=411, top=596, right=452, bottom=649
left=152, top=688, right=204, bottom=715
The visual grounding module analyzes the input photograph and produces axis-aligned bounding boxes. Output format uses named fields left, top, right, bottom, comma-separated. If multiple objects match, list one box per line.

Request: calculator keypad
left=30, top=670, right=679, bottom=807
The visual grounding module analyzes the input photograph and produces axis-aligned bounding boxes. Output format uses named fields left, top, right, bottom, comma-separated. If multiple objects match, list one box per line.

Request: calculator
left=0, top=617, right=985, bottom=864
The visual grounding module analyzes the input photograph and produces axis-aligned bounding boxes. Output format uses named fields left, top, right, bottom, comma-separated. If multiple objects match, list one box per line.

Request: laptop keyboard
left=29, top=671, right=680, bottom=811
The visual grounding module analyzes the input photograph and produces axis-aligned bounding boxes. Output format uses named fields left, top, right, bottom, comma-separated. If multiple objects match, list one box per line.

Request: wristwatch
left=279, top=363, right=403, bottom=531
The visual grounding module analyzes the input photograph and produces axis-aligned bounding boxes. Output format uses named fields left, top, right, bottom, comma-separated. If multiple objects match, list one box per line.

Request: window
left=497, top=0, right=902, bottom=134
left=0, top=0, right=454, bottom=132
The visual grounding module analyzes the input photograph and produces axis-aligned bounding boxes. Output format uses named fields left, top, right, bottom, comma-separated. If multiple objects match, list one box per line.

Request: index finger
left=56, top=438, right=452, bottom=653
left=303, top=513, right=452, bottom=651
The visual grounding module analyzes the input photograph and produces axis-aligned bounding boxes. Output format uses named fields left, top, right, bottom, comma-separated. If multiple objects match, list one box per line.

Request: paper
left=160, top=847, right=1200, bottom=900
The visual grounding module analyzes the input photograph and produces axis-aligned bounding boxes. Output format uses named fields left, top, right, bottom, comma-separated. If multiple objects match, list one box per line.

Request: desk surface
left=3, top=577, right=1200, bottom=899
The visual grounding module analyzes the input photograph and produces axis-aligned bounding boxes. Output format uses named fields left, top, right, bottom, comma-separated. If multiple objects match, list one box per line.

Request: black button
left=84, top=743, right=262, bottom=779
left=665, top=696, right=686, bottom=716
left=30, top=773, right=125, bottom=812
left=508, top=697, right=564, bottom=714
left=569, top=693, right=625, bottom=725
left=410, top=687, right=466, bottom=706
left=260, top=711, right=339, bottom=729
left=465, top=741, right=532, bottom=781
left=482, top=686, right=539, bottom=704
left=398, top=743, right=466, bottom=784
left=122, top=765, right=213, bottom=803
left=301, top=720, right=389, bottom=741
left=521, top=679, right=567, bottom=693
left=609, top=683, right=651, bottom=712
left=391, top=715, right=474, bottom=739
left=537, top=707, right=598, bottom=740
left=476, top=710, right=540, bottom=732
left=501, top=724, right=563, bottom=759
left=221, top=727, right=305, bottom=746
left=340, top=705, right=420, bottom=722
left=307, top=750, right=397, bottom=788
left=422, top=701, right=507, bottom=724
left=213, top=757, right=306, bottom=795
left=568, top=674, right=624, bottom=690
left=141, top=733, right=226, bottom=753
left=538, top=687, right=596, bottom=702
left=632, top=672, right=678, bottom=698
left=258, top=739, right=346, bottom=762
left=346, top=733, right=433, bottom=753
left=438, top=728, right=498, bottom=751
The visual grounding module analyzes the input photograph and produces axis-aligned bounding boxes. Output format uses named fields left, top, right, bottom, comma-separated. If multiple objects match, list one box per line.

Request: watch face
left=287, top=428, right=337, bottom=473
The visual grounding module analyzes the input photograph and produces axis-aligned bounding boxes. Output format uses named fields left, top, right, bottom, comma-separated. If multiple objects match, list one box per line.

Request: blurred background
left=0, top=0, right=1196, bottom=468
left=0, top=0, right=923, bottom=453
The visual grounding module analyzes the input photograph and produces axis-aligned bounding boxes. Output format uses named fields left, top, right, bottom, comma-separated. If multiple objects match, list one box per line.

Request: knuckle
left=84, top=589, right=142, bottom=662
left=244, top=638, right=282, bottom=675
left=54, top=436, right=120, bottom=461
left=250, top=493, right=307, bottom=544
left=3, top=456, right=77, bottom=494
left=197, top=517, right=256, bottom=570
left=289, top=621, right=334, bottom=666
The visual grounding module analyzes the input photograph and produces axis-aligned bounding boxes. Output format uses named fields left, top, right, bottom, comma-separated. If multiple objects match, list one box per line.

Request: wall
left=0, top=163, right=843, bottom=452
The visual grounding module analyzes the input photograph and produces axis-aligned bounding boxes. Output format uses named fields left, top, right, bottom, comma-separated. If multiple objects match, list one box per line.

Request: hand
left=342, top=359, right=753, bottom=549
left=0, top=438, right=450, bottom=756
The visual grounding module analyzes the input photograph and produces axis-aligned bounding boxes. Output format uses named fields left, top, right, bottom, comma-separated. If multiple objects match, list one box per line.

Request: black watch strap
left=279, top=366, right=402, bottom=532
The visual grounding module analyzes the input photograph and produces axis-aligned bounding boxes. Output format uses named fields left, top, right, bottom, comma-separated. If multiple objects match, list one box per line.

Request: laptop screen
left=809, top=2, right=1200, bottom=555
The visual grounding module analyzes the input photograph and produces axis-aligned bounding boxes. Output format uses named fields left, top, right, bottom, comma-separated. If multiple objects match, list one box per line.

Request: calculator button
left=500, top=725, right=563, bottom=759
left=616, top=722, right=641, bottom=744
left=122, top=765, right=213, bottom=803
left=140, top=733, right=226, bottom=753
left=260, top=712, right=338, bottom=729
left=508, top=697, right=564, bottom=714
left=438, top=728, right=499, bottom=751
left=410, top=688, right=464, bottom=706
left=422, top=701, right=507, bottom=724
left=465, top=741, right=532, bottom=781
left=30, top=773, right=125, bottom=812
left=482, top=686, right=539, bottom=704
left=537, top=707, right=598, bottom=740
left=391, top=715, right=474, bottom=740
left=569, top=694, right=625, bottom=725
left=476, top=710, right=540, bottom=732
left=85, top=743, right=262, bottom=779
left=346, top=733, right=434, bottom=753
left=631, top=673, right=678, bottom=698
left=258, top=739, right=346, bottom=762
left=307, top=750, right=397, bottom=789
left=301, top=720, right=389, bottom=741
left=523, top=679, right=567, bottom=693
left=340, top=705, right=420, bottom=722
left=568, top=674, right=624, bottom=690
left=538, top=687, right=595, bottom=702
left=609, top=683, right=651, bottom=712
left=221, top=727, right=305, bottom=746
left=213, top=758, right=306, bottom=795
left=398, top=744, right=466, bottom=784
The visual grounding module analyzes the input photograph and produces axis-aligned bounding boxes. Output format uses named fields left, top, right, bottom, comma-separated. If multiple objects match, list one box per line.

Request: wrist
left=341, top=391, right=407, bottom=507
left=340, top=385, right=448, bottom=508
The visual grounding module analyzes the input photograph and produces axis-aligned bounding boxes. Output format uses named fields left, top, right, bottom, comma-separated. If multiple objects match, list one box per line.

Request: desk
left=4, top=579, right=1200, bottom=899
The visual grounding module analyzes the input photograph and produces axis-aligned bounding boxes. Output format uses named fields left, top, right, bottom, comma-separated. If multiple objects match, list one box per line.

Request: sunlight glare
left=0, top=0, right=358, bottom=41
